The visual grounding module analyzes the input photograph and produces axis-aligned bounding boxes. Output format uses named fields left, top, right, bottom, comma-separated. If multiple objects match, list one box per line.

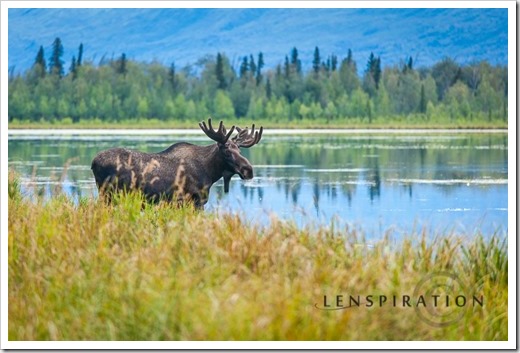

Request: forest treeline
left=8, top=38, right=508, bottom=125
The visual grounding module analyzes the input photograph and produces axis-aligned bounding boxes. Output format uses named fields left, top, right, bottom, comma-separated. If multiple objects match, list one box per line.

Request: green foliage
left=8, top=41, right=508, bottom=127
left=214, top=90, right=235, bottom=120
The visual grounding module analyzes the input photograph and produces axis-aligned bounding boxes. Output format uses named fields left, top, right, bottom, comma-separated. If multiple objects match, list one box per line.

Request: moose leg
left=193, top=188, right=209, bottom=210
left=97, top=177, right=117, bottom=204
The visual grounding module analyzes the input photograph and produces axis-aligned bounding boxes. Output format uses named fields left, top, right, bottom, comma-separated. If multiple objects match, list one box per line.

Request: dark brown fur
left=91, top=120, right=262, bottom=208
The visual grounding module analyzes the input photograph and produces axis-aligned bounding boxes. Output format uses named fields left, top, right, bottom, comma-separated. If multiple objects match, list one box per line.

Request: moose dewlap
left=91, top=119, right=263, bottom=208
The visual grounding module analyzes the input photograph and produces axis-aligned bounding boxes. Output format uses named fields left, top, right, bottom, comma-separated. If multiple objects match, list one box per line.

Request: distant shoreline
left=8, top=128, right=508, bottom=136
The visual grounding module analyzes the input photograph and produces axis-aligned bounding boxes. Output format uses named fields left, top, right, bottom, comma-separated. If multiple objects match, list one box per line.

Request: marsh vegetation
left=8, top=172, right=508, bottom=340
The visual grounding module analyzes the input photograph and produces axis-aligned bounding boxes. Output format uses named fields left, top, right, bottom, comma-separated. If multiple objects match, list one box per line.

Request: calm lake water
left=8, top=130, right=508, bottom=238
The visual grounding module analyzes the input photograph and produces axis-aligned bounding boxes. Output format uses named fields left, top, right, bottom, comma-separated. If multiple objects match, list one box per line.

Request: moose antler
left=199, top=118, right=235, bottom=144
left=232, top=124, right=263, bottom=148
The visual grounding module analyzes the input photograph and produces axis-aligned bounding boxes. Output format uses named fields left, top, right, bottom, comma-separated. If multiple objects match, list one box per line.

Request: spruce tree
left=312, top=46, right=321, bottom=74
left=265, top=77, right=272, bottom=99
left=331, top=54, right=338, bottom=71
left=216, top=53, right=226, bottom=90
left=290, top=47, right=302, bottom=74
left=49, top=37, right=64, bottom=77
left=118, top=53, right=128, bottom=76
left=70, top=55, right=77, bottom=79
left=168, top=62, right=176, bottom=92
left=284, top=55, right=290, bottom=79
left=373, top=57, right=381, bottom=89
left=346, top=49, right=353, bottom=66
left=77, top=43, right=84, bottom=66
left=324, top=57, right=331, bottom=72
left=249, top=54, right=256, bottom=77
left=366, top=52, right=375, bottom=73
left=403, top=56, right=413, bottom=73
left=419, top=84, right=427, bottom=113
left=239, top=56, right=248, bottom=79
left=256, top=52, right=264, bottom=85
left=366, top=53, right=381, bottom=89
left=34, top=45, right=46, bottom=78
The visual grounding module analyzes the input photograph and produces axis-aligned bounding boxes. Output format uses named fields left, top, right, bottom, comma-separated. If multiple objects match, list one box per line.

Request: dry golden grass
left=8, top=174, right=507, bottom=340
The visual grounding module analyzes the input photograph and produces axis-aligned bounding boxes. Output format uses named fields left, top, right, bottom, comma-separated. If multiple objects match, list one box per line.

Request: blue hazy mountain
left=8, top=8, right=508, bottom=74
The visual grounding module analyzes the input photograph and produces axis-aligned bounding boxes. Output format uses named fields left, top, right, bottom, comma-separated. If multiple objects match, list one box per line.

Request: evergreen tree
left=323, top=58, right=330, bottom=72
left=312, top=46, right=321, bottom=74
left=239, top=56, right=249, bottom=79
left=77, top=43, right=84, bottom=66
left=216, top=52, right=226, bottom=90
left=49, top=37, right=64, bottom=77
left=365, top=53, right=381, bottom=90
left=168, top=62, right=176, bottom=93
left=256, top=52, right=264, bottom=84
left=373, top=57, right=381, bottom=89
left=366, top=53, right=375, bottom=73
left=34, top=46, right=46, bottom=78
left=284, top=56, right=290, bottom=79
left=346, top=49, right=353, bottom=66
left=266, top=77, right=272, bottom=99
left=290, top=47, right=302, bottom=74
left=331, top=54, right=338, bottom=71
left=419, top=84, right=427, bottom=113
left=117, top=53, right=128, bottom=76
left=403, top=56, right=413, bottom=73
left=249, top=54, right=256, bottom=77
left=70, top=55, right=77, bottom=79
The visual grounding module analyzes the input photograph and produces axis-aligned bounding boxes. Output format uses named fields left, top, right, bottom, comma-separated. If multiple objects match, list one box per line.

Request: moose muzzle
left=239, top=165, right=254, bottom=180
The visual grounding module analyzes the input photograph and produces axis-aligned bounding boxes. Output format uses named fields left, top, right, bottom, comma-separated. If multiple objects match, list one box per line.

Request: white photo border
left=1, top=1, right=516, bottom=350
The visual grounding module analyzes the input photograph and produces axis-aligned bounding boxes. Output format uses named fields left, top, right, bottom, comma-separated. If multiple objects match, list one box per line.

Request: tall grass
left=8, top=173, right=507, bottom=340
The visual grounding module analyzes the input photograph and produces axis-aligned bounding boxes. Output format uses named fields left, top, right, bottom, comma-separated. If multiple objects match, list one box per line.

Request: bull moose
left=91, top=118, right=263, bottom=208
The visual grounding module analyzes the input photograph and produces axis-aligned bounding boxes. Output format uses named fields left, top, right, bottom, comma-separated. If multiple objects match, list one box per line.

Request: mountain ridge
left=8, top=8, right=508, bottom=74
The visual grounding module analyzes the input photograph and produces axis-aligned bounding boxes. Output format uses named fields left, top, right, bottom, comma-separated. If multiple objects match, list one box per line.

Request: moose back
left=91, top=119, right=263, bottom=208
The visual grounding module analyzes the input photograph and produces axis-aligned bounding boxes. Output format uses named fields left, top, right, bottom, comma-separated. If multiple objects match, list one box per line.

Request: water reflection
left=8, top=131, right=508, bottom=238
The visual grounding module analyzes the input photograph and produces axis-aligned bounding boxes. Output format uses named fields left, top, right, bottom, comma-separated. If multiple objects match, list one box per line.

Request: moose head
left=199, top=118, right=263, bottom=192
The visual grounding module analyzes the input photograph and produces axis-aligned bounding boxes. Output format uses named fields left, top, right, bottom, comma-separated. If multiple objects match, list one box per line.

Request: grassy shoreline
left=7, top=117, right=508, bottom=130
left=8, top=174, right=508, bottom=341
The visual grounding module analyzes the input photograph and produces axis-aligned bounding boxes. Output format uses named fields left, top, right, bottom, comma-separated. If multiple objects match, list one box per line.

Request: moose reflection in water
left=91, top=119, right=263, bottom=208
